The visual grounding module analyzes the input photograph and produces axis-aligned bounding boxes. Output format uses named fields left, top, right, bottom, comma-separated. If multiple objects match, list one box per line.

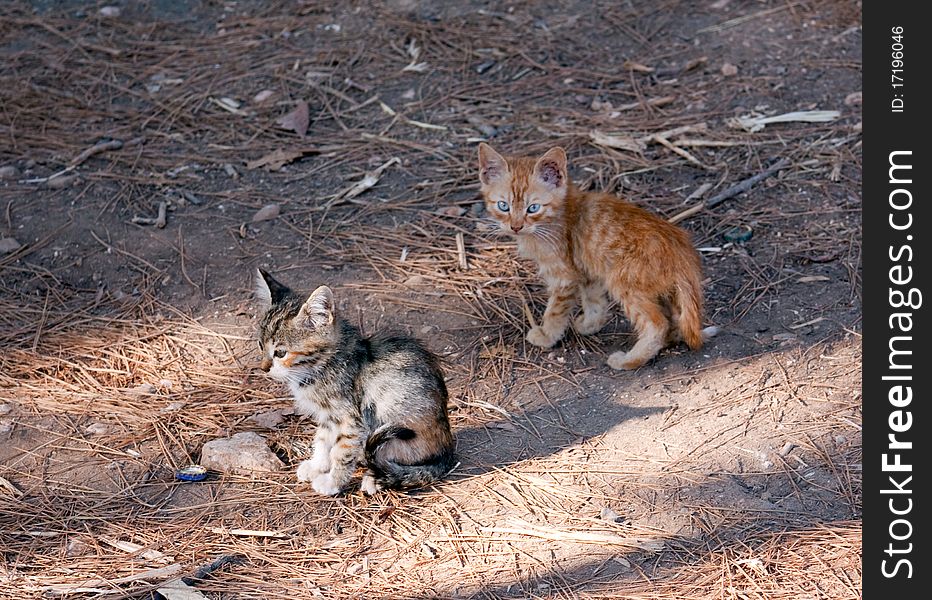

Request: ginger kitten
left=477, top=143, right=716, bottom=370
left=255, top=269, right=455, bottom=495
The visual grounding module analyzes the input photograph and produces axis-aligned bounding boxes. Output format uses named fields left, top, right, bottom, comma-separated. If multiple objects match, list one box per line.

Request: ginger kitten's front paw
left=296, top=459, right=325, bottom=483
left=574, top=313, right=606, bottom=336
left=311, top=472, right=343, bottom=496
left=607, top=351, right=646, bottom=371
left=526, top=326, right=559, bottom=348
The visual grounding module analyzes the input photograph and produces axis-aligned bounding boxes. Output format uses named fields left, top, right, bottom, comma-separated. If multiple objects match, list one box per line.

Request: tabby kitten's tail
left=364, top=424, right=455, bottom=490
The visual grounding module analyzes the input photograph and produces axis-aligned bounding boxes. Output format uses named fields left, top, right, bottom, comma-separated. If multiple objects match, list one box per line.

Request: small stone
left=252, top=204, right=280, bottom=222
left=404, top=275, right=427, bottom=286
left=253, top=90, right=275, bottom=104
left=0, top=404, right=12, bottom=416
left=778, top=442, right=796, bottom=457
left=200, top=432, right=284, bottom=475
left=247, top=408, right=291, bottom=429
left=99, top=6, right=121, bottom=17
left=0, top=165, right=20, bottom=180
left=401, top=88, right=416, bottom=100
left=421, top=542, right=439, bottom=558
left=65, top=538, right=91, bottom=557
left=46, top=175, right=78, bottom=189
left=600, top=507, right=624, bottom=523
left=0, top=239, right=20, bottom=254
left=420, top=325, right=435, bottom=335
left=486, top=420, right=516, bottom=432
left=85, top=423, right=111, bottom=435
left=590, top=98, right=613, bottom=111
left=721, top=62, right=738, bottom=77
left=127, top=383, right=157, bottom=395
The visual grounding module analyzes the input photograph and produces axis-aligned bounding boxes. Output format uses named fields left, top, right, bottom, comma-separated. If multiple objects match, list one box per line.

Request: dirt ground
left=0, top=1, right=862, bottom=598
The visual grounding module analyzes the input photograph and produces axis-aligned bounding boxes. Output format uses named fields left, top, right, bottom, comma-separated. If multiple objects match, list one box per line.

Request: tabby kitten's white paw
left=360, top=474, right=380, bottom=496
left=526, top=326, right=559, bottom=348
left=296, top=459, right=325, bottom=483
left=311, top=472, right=343, bottom=496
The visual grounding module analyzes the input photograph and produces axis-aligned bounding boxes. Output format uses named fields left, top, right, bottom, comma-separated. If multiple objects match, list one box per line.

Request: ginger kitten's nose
left=511, top=223, right=524, bottom=233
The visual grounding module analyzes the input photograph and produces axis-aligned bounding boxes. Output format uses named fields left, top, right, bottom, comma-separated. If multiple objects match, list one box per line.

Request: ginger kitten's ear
left=298, top=285, right=335, bottom=330
left=533, top=147, right=567, bottom=189
left=478, top=143, right=508, bottom=186
left=256, top=268, right=291, bottom=309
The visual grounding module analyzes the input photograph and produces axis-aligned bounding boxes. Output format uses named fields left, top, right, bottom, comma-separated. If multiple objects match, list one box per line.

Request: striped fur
left=478, top=144, right=715, bottom=370
left=255, top=270, right=455, bottom=495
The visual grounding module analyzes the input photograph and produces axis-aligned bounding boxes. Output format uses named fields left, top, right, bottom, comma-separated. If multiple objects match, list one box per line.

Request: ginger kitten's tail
left=675, top=276, right=707, bottom=350
left=364, top=424, right=455, bottom=490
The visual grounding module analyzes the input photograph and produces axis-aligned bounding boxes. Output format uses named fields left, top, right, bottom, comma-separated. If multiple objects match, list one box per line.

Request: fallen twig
left=131, top=201, right=168, bottom=228
left=668, top=158, right=790, bottom=223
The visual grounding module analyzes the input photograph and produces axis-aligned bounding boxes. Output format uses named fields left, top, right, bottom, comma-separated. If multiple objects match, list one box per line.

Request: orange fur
left=478, top=143, right=710, bottom=370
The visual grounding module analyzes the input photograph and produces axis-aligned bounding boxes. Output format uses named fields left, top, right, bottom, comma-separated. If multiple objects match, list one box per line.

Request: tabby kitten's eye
left=496, top=200, right=510, bottom=212
left=273, top=349, right=286, bottom=358
left=526, top=203, right=541, bottom=214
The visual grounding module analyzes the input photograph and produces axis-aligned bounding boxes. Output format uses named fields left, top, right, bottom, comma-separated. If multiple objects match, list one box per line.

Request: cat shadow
left=446, top=388, right=664, bottom=480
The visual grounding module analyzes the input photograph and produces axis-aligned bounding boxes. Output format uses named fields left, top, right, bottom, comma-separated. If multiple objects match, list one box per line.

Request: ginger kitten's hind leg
left=574, top=281, right=609, bottom=335
left=607, top=296, right=669, bottom=370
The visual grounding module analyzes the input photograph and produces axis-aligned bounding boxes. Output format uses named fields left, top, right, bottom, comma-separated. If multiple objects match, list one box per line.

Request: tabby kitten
left=255, top=269, right=455, bottom=495
left=478, top=143, right=717, bottom=370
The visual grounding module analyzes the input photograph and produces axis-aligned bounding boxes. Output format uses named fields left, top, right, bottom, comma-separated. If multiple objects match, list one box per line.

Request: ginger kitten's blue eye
left=496, top=200, right=510, bottom=212
left=273, top=349, right=286, bottom=358
left=526, top=203, right=541, bottom=214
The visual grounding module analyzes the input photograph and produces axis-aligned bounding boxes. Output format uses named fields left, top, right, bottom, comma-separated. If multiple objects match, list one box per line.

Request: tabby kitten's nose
left=511, top=223, right=524, bottom=232
left=259, top=357, right=273, bottom=372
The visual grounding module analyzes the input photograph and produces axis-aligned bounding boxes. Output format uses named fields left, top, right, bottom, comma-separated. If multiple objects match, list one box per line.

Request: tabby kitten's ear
left=478, top=143, right=508, bottom=186
left=533, top=147, right=567, bottom=190
left=256, top=269, right=291, bottom=309
left=298, top=285, right=335, bottom=330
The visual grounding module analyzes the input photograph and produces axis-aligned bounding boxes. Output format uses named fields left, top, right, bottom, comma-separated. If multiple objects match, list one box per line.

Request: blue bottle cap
left=175, top=464, right=208, bottom=481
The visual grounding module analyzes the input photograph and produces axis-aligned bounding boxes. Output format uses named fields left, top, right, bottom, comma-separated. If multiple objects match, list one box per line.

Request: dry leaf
left=623, top=60, right=654, bottom=73
left=589, top=130, right=646, bottom=153
left=252, top=204, right=281, bottom=222
left=0, top=475, right=20, bottom=496
left=157, top=579, right=210, bottom=600
left=275, top=101, right=310, bottom=137
left=333, top=157, right=399, bottom=203
left=210, top=97, right=248, bottom=116
left=435, top=206, right=467, bottom=217
left=246, top=149, right=305, bottom=170
left=729, top=110, right=841, bottom=133
left=844, top=91, right=862, bottom=106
